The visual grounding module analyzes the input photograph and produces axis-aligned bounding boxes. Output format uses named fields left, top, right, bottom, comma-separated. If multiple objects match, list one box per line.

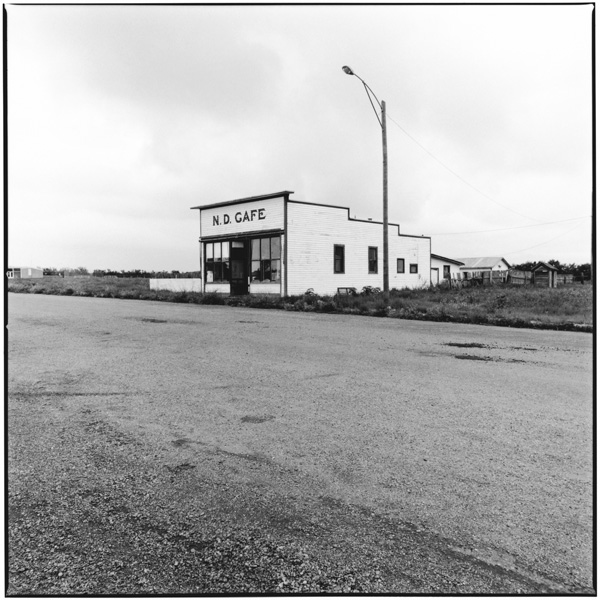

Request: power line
left=386, top=111, right=541, bottom=223
left=501, top=220, right=588, bottom=256
left=430, top=216, right=591, bottom=236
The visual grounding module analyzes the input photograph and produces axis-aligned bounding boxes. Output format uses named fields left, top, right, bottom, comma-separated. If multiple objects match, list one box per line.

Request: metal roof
left=457, top=257, right=511, bottom=269
left=431, top=253, right=465, bottom=266
left=532, top=261, right=558, bottom=271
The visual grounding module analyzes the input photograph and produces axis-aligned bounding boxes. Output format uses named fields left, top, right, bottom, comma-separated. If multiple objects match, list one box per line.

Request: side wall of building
left=431, top=257, right=462, bottom=279
left=286, top=202, right=430, bottom=296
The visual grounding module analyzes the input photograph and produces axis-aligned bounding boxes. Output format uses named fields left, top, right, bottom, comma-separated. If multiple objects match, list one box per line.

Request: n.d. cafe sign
left=211, top=207, right=266, bottom=226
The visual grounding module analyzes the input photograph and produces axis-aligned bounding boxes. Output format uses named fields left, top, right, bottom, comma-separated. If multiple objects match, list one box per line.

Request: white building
left=191, top=191, right=431, bottom=296
left=458, top=256, right=511, bottom=277
left=430, top=254, right=464, bottom=284
left=7, top=267, right=44, bottom=279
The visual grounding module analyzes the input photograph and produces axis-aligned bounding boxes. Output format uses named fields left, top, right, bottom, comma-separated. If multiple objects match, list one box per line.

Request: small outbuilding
left=430, top=254, right=464, bottom=285
left=531, top=262, right=558, bottom=288
left=457, top=256, right=511, bottom=281
left=7, top=267, right=44, bottom=279
left=191, top=191, right=431, bottom=296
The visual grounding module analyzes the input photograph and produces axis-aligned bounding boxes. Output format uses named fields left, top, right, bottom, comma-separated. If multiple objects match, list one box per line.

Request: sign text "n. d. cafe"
left=212, top=208, right=267, bottom=227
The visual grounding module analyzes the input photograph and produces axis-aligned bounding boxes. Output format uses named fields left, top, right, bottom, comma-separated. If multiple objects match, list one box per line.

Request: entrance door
left=230, top=241, right=248, bottom=295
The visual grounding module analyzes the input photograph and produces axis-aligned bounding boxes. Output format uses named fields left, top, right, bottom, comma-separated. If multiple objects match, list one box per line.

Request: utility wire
left=385, top=111, right=541, bottom=223
left=501, top=220, right=588, bottom=256
left=430, top=215, right=590, bottom=236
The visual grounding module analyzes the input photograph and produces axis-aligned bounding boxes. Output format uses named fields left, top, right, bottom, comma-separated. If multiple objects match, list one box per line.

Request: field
left=7, top=293, right=594, bottom=594
left=7, top=276, right=593, bottom=331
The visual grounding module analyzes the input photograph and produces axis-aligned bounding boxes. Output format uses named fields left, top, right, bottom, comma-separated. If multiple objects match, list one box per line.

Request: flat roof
left=191, top=191, right=431, bottom=240
left=190, top=191, right=294, bottom=211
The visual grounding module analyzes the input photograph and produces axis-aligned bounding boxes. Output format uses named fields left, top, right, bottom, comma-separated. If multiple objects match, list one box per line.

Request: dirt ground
left=7, top=293, right=595, bottom=594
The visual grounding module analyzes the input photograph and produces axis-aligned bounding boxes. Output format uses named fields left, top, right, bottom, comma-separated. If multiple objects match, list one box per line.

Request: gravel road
left=7, top=293, right=594, bottom=594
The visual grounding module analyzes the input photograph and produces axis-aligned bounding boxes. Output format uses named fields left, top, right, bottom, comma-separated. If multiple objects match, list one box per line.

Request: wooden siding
left=286, top=202, right=430, bottom=296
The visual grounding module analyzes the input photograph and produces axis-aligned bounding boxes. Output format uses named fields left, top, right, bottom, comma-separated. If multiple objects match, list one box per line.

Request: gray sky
left=7, top=4, right=593, bottom=271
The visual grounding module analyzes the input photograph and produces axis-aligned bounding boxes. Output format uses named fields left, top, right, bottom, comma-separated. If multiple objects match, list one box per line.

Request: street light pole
left=342, top=66, right=389, bottom=301
left=382, top=99, right=389, bottom=301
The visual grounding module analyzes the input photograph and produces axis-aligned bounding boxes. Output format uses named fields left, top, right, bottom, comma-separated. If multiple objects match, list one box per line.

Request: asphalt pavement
left=8, top=293, right=595, bottom=594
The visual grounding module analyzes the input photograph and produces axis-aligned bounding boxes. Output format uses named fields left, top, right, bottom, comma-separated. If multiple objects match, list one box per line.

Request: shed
left=7, top=267, right=43, bottom=279
left=531, top=262, right=558, bottom=288
left=430, top=254, right=464, bottom=284
left=457, top=256, right=511, bottom=279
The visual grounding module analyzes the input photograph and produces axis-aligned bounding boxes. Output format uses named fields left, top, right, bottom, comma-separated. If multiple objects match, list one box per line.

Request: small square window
left=334, top=245, right=345, bottom=274
left=410, top=263, right=418, bottom=274
left=368, top=247, right=378, bottom=274
left=397, top=258, right=405, bottom=273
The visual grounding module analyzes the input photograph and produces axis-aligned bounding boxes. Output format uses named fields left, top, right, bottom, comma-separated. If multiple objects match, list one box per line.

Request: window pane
left=214, top=262, right=222, bottom=281
left=271, top=236, right=281, bottom=259
left=262, top=259, right=271, bottom=281
left=251, top=260, right=261, bottom=281
left=261, top=238, right=270, bottom=260
left=251, top=239, right=260, bottom=260
left=397, top=258, right=405, bottom=273
left=205, top=243, right=213, bottom=259
left=271, top=259, right=280, bottom=282
left=369, top=247, right=378, bottom=273
left=222, top=260, right=230, bottom=281
left=334, top=245, right=344, bottom=273
left=410, top=263, right=418, bottom=274
left=222, top=242, right=230, bottom=259
left=214, top=242, right=221, bottom=260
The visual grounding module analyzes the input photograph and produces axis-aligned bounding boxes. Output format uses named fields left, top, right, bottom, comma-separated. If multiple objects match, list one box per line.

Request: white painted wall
left=249, top=283, right=280, bottom=295
left=431, top=256, right=462, bottom=280
left=200, top=196, right=284, bottom=238
left=286, top=202, right=430, bottom=296
left=150, top=278, right=202, bottom=292
left=204, top=283, right=230, bottom=294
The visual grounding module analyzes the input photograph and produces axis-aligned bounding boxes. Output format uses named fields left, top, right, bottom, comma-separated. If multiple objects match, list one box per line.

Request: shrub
left=200, top=293, right=226, bottom=305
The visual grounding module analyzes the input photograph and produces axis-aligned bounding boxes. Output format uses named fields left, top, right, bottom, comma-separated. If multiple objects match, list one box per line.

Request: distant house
left=430, top=254, right=464, bottom=284
left=7, top=267, right=44, bottom=279
left=531, top=262, right=558, bottom=288
left=457, top=257, right=511, bottom=279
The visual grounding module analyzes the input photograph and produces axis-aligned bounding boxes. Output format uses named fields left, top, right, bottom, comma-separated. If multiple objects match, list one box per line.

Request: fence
left=439, top=269, right=574, bottom=288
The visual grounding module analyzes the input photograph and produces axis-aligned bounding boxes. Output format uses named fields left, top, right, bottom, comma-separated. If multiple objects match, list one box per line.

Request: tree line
left=42, top=267, right=201, bottom=278
left=42, top=260, right=592, bottom=281
left=511, top=260, right=592, bottom=281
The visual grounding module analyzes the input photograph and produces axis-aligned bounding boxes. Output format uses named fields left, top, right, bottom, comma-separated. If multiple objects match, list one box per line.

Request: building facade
left=191, top=191, right=431, bottom=297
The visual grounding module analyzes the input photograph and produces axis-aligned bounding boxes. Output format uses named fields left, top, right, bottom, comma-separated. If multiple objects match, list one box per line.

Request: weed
left=7, top=277, right=592, bottom=331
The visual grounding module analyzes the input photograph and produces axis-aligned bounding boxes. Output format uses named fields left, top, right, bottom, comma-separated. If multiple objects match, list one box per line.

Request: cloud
left=7, top=4, right=593, bottom=269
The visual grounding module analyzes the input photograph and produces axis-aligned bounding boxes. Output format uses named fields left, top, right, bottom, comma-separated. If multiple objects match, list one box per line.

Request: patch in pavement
left=445, top=342, right=491, bottom=349
left=454, top=355, right=528, bottom=364
left=140, top=318, right=168, bottom=323
left=167, top=462, right=196, bottom=475
left=172, top=438, right=193, bottom=447
left=241, top=415, right=275, bottom=424
left=454, top=355, right=494, bottom=362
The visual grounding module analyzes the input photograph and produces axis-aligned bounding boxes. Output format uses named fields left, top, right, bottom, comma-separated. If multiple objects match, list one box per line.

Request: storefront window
left=251, top=235, right=281, bottom=282
left=205, top=241, right=230, bottom=283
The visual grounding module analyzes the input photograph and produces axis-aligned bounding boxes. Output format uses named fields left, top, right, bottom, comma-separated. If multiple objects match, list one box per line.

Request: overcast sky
left=7, top=3, right=593, bottom=271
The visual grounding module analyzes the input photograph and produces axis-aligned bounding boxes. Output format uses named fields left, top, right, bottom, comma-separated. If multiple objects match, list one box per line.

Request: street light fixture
left=342, top=65, right=389, bottom=301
